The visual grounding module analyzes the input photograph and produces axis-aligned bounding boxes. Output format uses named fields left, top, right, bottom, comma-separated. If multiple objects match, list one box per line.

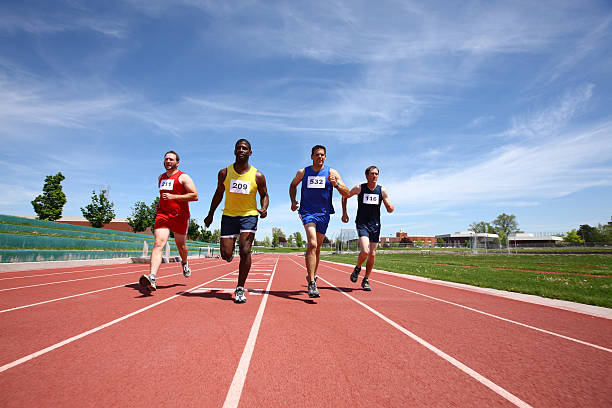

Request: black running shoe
left=234, top=286, right=247, bottom=303
left=139, top=274, right=156, bottom=291
left=350, top=266, right=361, bottom=283
left=308, top=281, right=320, bottom=298
left=361, top=277, right=371, bottom=291
left=182, top=261, right=191, bottom=278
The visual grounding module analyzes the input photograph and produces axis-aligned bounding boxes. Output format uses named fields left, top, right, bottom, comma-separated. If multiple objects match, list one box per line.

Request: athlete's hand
left=204, top=214, right=213, bottom=228
left=341, top=214, right=349, bottom=223
left=328, top=173, right=338, bottom=187
left=162, top=193, right=175, bottom=200
left=257, top=208, right=268, bottom=219
left=291, top=201, right=299, bottom=211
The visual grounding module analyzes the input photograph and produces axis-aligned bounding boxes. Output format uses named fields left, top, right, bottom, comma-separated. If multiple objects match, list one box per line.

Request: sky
left=1, top=0, right=611, bottom=240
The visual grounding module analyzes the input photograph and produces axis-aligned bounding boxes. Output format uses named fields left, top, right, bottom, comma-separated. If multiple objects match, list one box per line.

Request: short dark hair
left=165, top=150, right=180, bottom=162
left=365, top=166, right=379, bottom=176
left=235, top=139, right=252, bottom=151
left=311, top=145, right=326, bottom=155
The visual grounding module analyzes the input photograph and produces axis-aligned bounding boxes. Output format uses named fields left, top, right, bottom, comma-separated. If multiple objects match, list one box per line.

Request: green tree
left=127, top=201, right=155, bottom=232
left=492, top=213, right=519, bottom=239
left=188, top=219, right=200, bottom=241
left=272, top=227, right=285, bottom=248
left=211, top=229, right=220, bottom=244
left=294, top=231, right=303, bottom=247
left=436, top=237, right=445, bottom=245
left=287, top=234, right=294, bottom=247
left=563, top=229, right=584, bottom=244
left=200, top=228, right=213, bottom=242
left=577, top=224, right=601, bottom=243
left=469, top=221, right=496, bottom=233
left=81, top=190, right=116, bottom=228
left=31, top=172, right=67, bottom=221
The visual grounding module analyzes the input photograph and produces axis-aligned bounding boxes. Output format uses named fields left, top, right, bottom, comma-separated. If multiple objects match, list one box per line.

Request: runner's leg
left=173, top=232, right=189, bottom=263
left=304, top=223, right=318, bottom=282
left=357, top=236, right=370, bottom=268
left=237, top=232, right=255, bottom=287
left=150, top=228, right=170, bottom=278
left=364, top=242, right=378, bottom=278
left=220, top=237, right=237, bottom=261
left=314, top=231, right=325, bottom=274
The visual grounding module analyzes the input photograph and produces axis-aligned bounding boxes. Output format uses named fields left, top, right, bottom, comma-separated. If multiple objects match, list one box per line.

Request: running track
left=0, top=254, right=611, bottom=407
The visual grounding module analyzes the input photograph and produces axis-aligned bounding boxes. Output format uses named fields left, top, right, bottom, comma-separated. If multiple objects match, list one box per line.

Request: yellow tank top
left=223, top=164, right=259, bottom=216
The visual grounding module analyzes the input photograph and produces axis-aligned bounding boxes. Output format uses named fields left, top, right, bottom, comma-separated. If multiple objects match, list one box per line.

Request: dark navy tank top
left=299, top=165, right=335, bottom=215
left=356, top=183, right=382, bottom=225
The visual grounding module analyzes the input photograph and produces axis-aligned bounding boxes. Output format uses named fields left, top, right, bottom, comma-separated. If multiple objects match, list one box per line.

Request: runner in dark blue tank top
left=342, top=166, right=394, bottom=291
left=290, top=145, right=349, bottom=298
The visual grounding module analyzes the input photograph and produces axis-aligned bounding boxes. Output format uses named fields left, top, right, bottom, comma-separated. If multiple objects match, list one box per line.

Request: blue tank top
left=356, top=183, right=382, bottom=225
left=299, top=165, right=335, bottom=215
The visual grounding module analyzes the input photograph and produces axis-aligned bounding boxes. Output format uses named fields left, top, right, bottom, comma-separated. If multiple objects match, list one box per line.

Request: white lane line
left=0, top=271, right=137, bottom=292
left=322, top=263, right=612, bottom=353
left=0, top=263, right=231, bottom=314
left=222, top=256, right=279, bottom=408
left=288, top=256, right=533, bottom=408
left=0, top=269, right=238, bottom=373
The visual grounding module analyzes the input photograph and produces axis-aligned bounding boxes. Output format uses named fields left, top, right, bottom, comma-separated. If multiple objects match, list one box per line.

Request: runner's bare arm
left=341, top=185, right=361, bottom=223
left=204, top=168, right=227, bottom=228
left=381, top=187, right=394, bottom=213
left=162, top=173, right=198, bottom=202
left=328, top=169, right=350, bottom=198
left=289, top=168, right=305, bottom=211
left=256, top=171, right=269, bottom=218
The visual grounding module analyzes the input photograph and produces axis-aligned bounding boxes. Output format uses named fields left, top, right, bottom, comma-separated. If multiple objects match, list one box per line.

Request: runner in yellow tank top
left=222, top=164, right=259, bottom=217
left=204, top=139, right=269, bottom=303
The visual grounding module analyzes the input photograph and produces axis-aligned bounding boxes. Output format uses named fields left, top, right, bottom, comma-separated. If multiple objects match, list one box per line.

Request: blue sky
left=1, top=0, right=611, bottom=240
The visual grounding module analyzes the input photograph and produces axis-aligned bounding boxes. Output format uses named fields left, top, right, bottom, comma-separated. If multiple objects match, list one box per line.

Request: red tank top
left=158, top=170, right=190, bottom=217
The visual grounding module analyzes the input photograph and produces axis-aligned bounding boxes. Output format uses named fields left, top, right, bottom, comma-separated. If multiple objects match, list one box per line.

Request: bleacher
left=0, top=214, right=219, bottom=263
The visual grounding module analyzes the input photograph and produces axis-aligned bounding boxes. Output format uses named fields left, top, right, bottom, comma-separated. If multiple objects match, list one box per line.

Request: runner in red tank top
left=139, top=151, right=199, bottom=292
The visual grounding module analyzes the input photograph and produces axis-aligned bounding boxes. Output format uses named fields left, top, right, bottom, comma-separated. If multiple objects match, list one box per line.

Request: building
left=435, top=231, right=499, bottom=247
left=377, top=231, right=437, bottom=247
left=57, top=216, right=151, bottom=234
left=508, top=233, right=563, bottom=247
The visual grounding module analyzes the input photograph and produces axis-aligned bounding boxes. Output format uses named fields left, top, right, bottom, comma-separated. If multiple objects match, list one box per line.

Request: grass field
left=320, top=252, right=612, bottom=308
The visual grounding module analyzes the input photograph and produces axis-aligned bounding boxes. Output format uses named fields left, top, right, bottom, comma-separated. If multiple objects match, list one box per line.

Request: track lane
left=240, top=255, right=519, bottom=407
left=312, top=257, right=612, bottom=407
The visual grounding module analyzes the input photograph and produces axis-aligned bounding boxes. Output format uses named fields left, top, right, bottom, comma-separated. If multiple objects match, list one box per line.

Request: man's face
left=311, top=148, right=326, bottom=166
left=164, top=154, right=178, bottom=170
left=234, top=142, right=252, bottom=161
left=366, top=168, right=379, bottom=184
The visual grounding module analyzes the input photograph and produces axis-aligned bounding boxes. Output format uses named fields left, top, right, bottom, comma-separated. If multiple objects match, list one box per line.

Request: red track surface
left=1, top=254, right=611, bottom=407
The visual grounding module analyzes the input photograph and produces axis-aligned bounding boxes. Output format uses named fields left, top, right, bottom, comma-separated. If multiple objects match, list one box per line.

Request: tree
left=563, top=229, right=584, bottom=244
left=31, top=172, right=67, bottom=221
left=577, top=224, right=601, bottom=243
left=294, top=231, right=303, bottom=247
left=469, top=221, right=496, bottom=233
left=436, top=237, right=445, bottom=245
left=262, top=236, right=271, bottom=247
left=287, top=234, right=294, bottom=247
left=81, top=189, right=116, bottom=228
left=272, top=227, right=285, bottom=248
left=127, top=201, right=156, bottom=232
left=188, top=219, right=200, bottom=241
left=492, top=213, right=519, bottom=239
left=211, top=229, right=220, bottom=244
left=200, top=228, right=213, bottom=242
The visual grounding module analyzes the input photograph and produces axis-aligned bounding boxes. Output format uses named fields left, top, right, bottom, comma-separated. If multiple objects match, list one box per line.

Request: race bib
left=230, top=179, right=251, bottom=194
left=307, top=176, right=326, bottom=189
left=159, top=179, right=174, bottom=191
left=363, top=193, right=379, bottom=205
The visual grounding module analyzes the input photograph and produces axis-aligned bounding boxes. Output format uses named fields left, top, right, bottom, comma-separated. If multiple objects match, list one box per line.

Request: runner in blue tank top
left=342, top=166, right=394, bottom=291
left=290, top=145, right=349, bottom=298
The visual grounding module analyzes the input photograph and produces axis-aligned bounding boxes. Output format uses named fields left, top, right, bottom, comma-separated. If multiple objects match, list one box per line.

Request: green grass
left=321, top=253, right=612, bottom=308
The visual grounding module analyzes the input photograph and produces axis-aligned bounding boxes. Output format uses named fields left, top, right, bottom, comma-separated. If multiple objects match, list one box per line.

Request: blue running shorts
left=299, top=212, right=330, bottom=235
left=221, top=215, right=258, bottom=238
left=356, top=222, right=381, bottom=243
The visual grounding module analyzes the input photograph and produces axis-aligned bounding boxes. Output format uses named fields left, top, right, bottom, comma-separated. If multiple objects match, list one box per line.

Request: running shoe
left=234, top=286, right=247, bottom=303
left=182, top=261, right=191, bottom=278
left=361, top=277, right=371, bottom=291
left=139, top=274, right=157, bottom=291
left=308, top=281, right=320, bottom=298
left=350, top=266, right=361, bottom=283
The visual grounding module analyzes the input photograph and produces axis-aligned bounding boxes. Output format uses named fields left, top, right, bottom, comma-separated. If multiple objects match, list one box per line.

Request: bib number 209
left=230, top=179, right=251, bottom=194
